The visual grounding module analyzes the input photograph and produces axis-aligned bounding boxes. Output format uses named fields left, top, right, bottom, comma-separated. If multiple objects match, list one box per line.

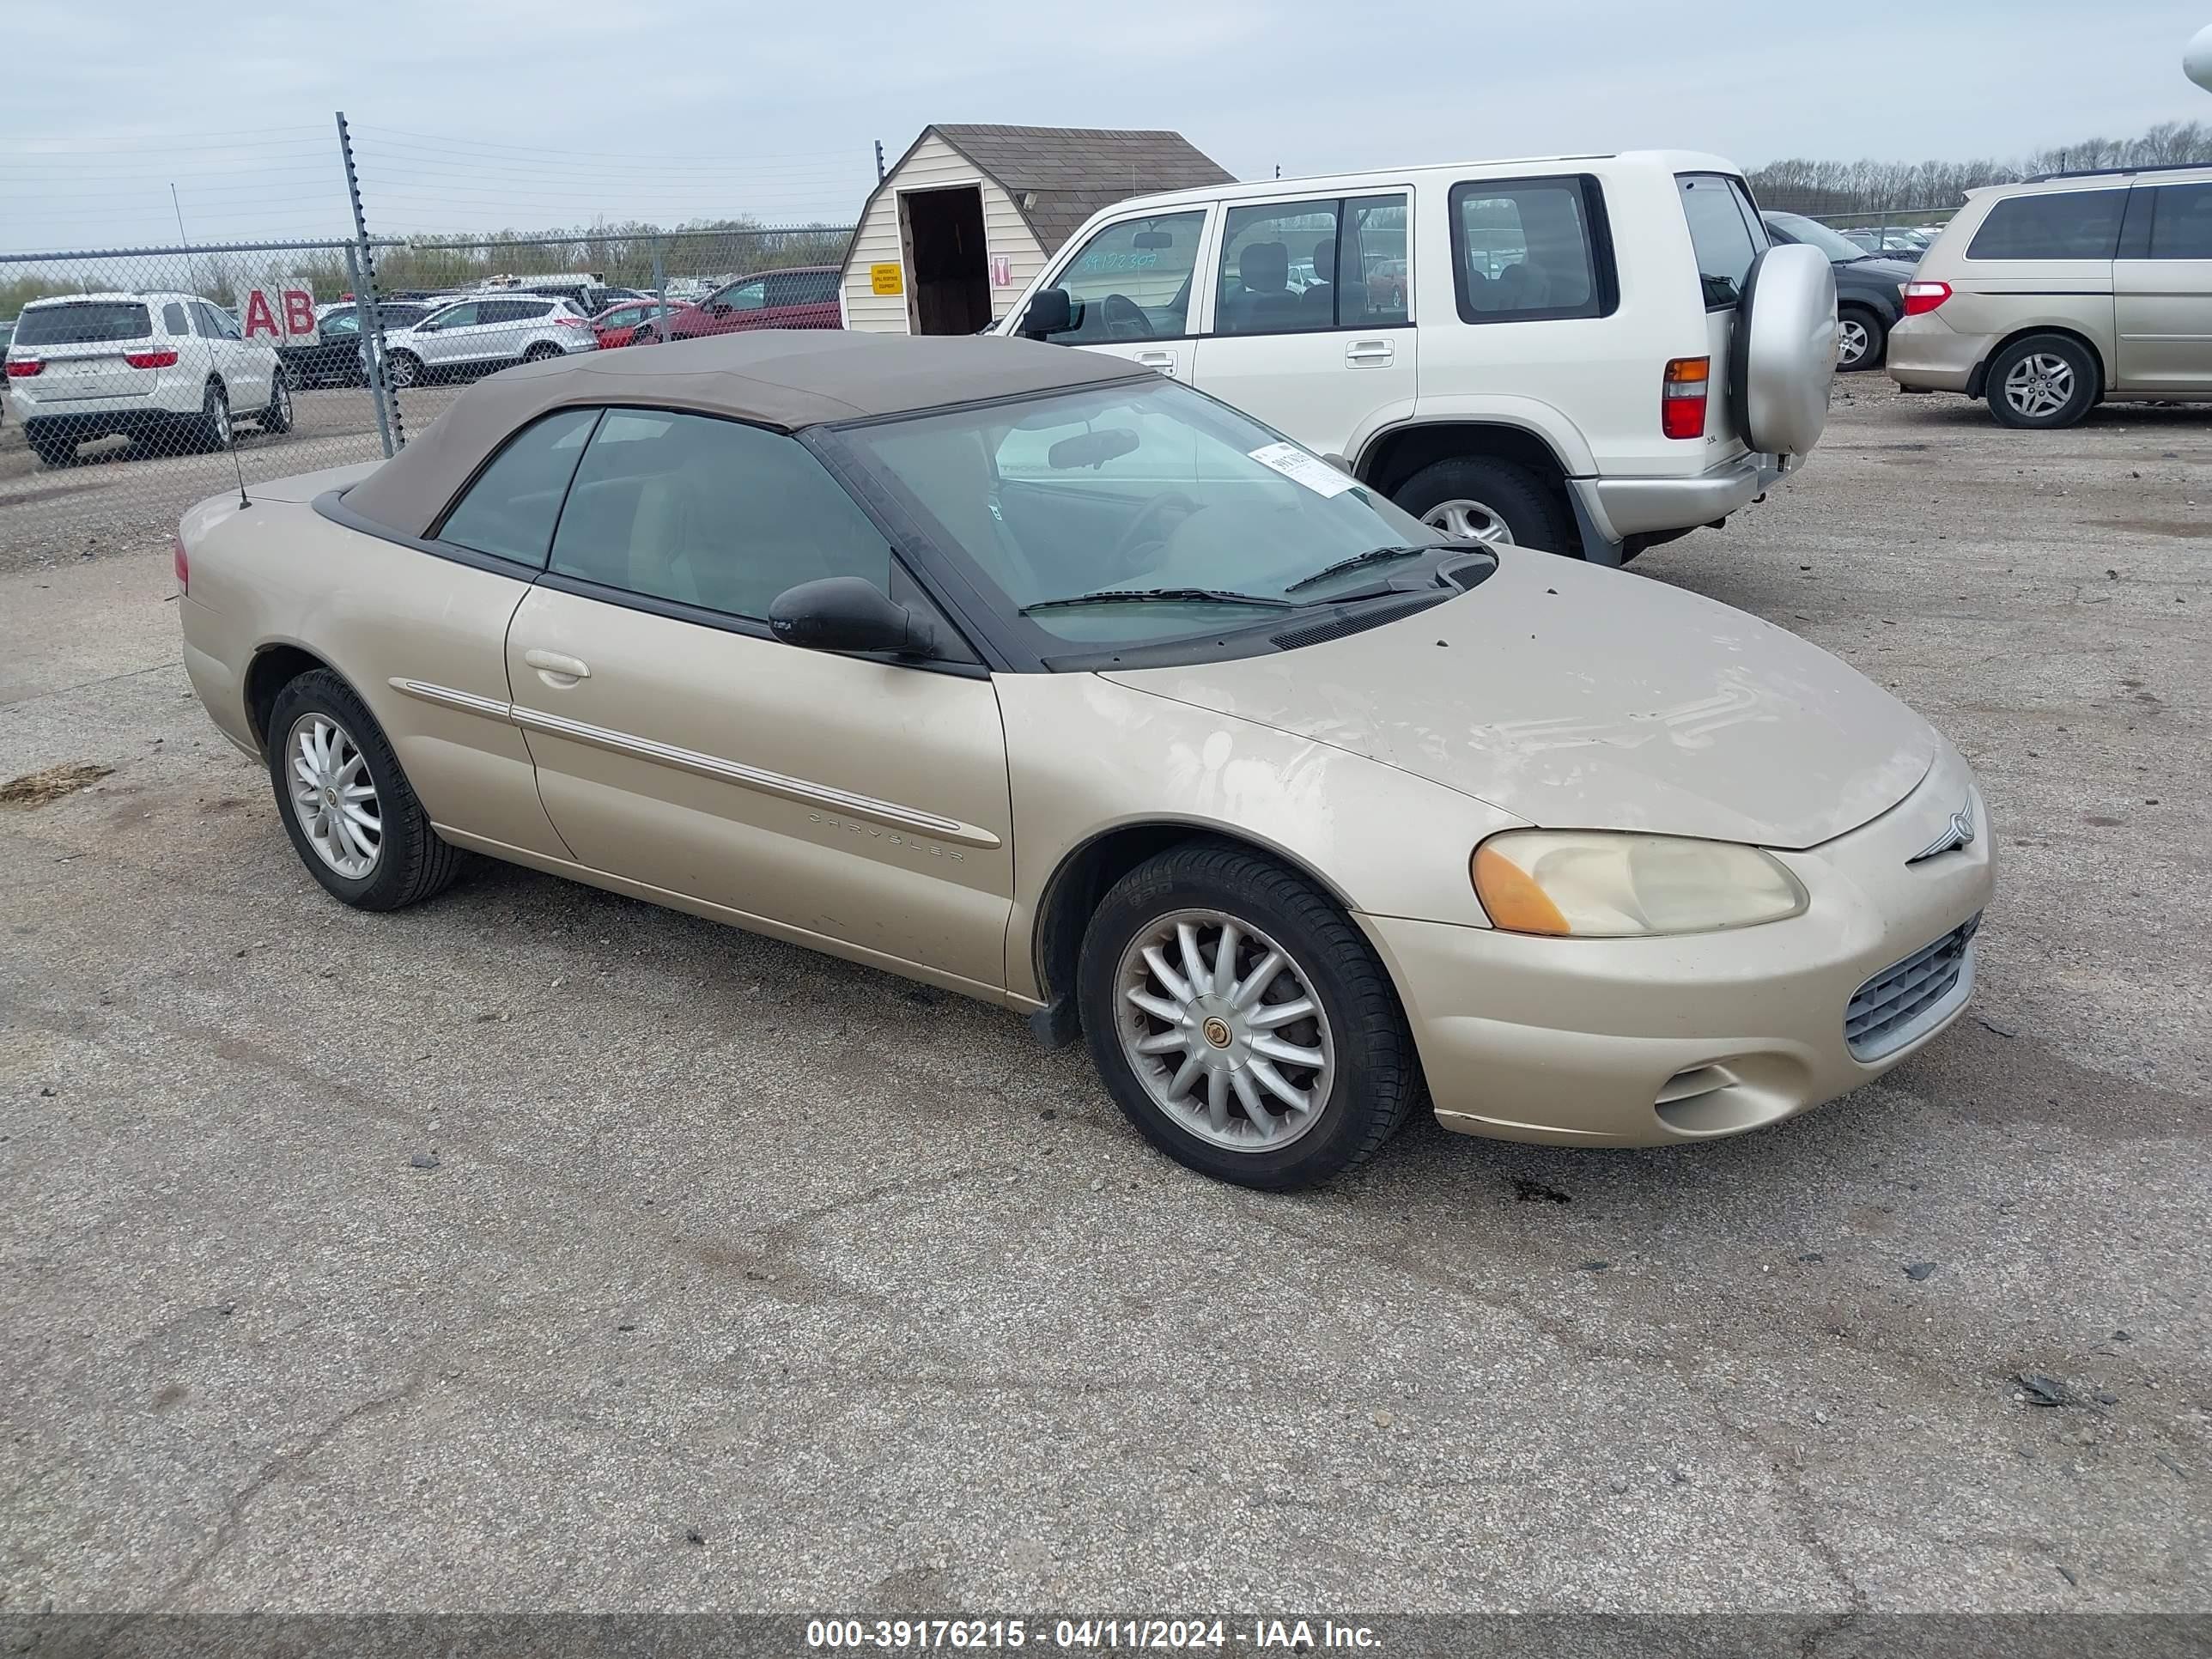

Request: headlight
left=1471, top=830, right=1808, bottom=938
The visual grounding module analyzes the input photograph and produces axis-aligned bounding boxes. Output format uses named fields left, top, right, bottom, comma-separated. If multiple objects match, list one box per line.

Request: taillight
left=554, top=315, right=587, bottom=327
left=1902, top=280, right=1952, bottom=317
left=125, top=349, right=179, bottom=369
left=1662, top=356, right=1709, bottom=440
left=5, top=359, right=41, bottom=378
left=173, top=535, right=189, bottom=596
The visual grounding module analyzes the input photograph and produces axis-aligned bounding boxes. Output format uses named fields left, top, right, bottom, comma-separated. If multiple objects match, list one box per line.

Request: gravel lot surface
left=1, top=379, right=2206, bottom=1614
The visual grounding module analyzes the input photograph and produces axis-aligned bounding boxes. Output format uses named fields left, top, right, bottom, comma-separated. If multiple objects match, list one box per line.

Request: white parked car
left=4, top=291, right=289, bottom=468
left=368, top=294, right=599, bottom=388
left=1000, top=151, right=1837, bottom=562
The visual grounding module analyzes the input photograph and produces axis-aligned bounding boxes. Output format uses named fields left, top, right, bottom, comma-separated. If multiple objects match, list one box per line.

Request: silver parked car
left=366, top=294, right=598, bottom=387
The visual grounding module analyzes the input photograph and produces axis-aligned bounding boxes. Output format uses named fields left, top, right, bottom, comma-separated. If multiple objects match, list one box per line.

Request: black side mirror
left=769, top=576, right=934, bottom=656
left=1018, top=288, right=1073, bottom=339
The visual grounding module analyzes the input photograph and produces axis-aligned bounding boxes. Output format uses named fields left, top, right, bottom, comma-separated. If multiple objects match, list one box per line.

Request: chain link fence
left=1, top=225, right=852, bottom=569
left=0, top=240, right=414, bottom=565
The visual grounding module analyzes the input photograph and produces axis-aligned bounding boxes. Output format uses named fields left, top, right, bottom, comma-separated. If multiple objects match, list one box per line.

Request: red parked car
left=587, top=299, right=667, bottom=349
left=632, top=267, right=842, bottom=342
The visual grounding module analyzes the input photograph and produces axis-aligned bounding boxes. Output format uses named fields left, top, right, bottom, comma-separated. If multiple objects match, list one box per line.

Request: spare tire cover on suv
left=1728, top=243, right=1837, bottom=456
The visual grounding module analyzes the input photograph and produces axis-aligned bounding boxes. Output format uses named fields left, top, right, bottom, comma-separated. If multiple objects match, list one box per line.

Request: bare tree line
left=1751, top=119, right=2212, bottom=219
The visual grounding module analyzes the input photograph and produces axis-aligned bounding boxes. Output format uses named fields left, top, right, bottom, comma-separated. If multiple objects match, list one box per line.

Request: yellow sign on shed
left=869, top=263, right=904, bottom=296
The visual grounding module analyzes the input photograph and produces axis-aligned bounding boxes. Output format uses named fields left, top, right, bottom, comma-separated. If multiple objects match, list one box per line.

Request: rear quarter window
left=1449, top=174, right=1615, bottom=324
left=1676, top=173, right=1767, bottom=309
left=17, top=301, right=152, bottom=346
left=1966, top=190, right=2127, bottom=260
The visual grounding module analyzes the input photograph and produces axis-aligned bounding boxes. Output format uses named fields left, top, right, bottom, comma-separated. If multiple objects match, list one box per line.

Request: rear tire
left=1394, top=456, right=1576, bottom=556
left=522, top=342, right=562, bottom=362
left=1986, top=334, right=2098, bottom=429
left=195, top=381, right=233, bottom=453
left=265, top=669, right=465, bottom=912
left=1835, top=306, right=1884, bottom=372
left=1077, top=840, right=1423, bottom=1190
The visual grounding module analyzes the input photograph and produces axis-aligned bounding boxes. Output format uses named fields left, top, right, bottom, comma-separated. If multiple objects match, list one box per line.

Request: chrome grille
left=1845, top=914, right=1980, bottom=1061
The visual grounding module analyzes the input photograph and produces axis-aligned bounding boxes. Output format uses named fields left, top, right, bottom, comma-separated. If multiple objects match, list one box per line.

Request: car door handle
left=524, top=649, right=590, bottom=686
left=1346, top=339, right=1394, bottom=365
left=1133, top=349, right=1176, bottom=374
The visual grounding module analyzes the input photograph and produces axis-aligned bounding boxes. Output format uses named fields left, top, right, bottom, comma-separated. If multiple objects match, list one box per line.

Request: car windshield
left=1765, top=211, right=1871, bottom=262
left=16, top=301, right=152, bottom=346
left=831, top=378, right=1456, bottom=649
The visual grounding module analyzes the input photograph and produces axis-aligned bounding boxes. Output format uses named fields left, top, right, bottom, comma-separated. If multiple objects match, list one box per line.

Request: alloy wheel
left=287, top=713, right=382, bottom=879
left=1837, top=317, right=1871, bottom=368
left=1421, top=497, right=1515, bottom=545
left=1114, top=908, right=1334, bottom=1153
left=2003, top=353, right=2075, bottom=421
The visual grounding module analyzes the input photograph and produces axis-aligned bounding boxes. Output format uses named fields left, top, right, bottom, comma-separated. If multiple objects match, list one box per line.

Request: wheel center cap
left=1201, top=1016, right=1233, bottom=1049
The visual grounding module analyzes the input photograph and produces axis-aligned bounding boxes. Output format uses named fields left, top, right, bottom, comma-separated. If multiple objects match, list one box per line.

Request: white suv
left=1001, top=151, right=1836, bottom=562
left=5, top=291, right=289, bottom=469
left=369, top=294, right=599, bottom=387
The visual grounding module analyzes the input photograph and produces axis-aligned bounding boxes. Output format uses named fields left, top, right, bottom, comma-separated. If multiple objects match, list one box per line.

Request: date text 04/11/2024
left=804, top=1618, right=1382, bottom=1650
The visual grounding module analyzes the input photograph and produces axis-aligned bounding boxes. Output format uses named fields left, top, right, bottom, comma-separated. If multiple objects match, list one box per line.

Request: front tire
left=386, top=351, right=422, bottom=390
left=1835, top=306, right=1884, bottom=372
left=1077, top=841, right=1422, bottom=1189
left=258, top=373, right=293, bottom=434
left=265, top=670, right=465, bottom=911
left=1987, top=334, right=2098, bottom=429
left=1395, top=456, right=1575, bottom=556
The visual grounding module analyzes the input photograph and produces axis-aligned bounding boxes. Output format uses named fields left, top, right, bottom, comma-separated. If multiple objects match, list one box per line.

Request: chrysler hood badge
left=1907, top=805, right=1977, bottom=866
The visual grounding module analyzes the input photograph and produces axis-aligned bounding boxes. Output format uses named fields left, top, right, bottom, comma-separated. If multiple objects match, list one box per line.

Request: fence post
left=343, top=246, right=396, bottom=461
left=336, top=111, right=402, bottom=455
left=652, top=244, right=667, bottom=333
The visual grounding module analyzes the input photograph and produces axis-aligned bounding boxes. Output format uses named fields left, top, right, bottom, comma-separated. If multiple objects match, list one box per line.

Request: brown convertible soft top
left=340, top=328, right=1152, bottom=539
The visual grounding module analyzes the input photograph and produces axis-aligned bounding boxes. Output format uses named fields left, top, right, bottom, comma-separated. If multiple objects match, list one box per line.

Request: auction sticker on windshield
left=1248, top=441, right=1355, bottom=497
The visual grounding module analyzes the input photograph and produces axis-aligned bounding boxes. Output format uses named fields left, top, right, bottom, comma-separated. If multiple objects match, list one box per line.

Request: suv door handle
left=524, top=649, right=590, bottom=686
left=1133, top=349, right=1177, bottom=374
left=1346, top=339, right=1395, bottom=365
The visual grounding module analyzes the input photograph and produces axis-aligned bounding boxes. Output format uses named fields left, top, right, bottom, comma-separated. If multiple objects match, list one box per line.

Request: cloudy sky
left=3, top=0, right=2208, bottom=252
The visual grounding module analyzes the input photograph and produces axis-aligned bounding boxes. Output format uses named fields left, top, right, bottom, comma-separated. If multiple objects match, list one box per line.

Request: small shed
left=842, top=125, right=1234, bottom=336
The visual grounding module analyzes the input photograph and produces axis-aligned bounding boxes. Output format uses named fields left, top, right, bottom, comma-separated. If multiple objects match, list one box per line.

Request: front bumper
left=1357, top=744, right=1995, bottom=1147
left=1582, top=449, right=1788, bottom=543
left=1887, top=313, right=1988, bottom=392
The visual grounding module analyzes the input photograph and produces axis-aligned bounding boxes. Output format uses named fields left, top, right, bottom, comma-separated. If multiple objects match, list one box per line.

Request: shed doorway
left=900, top=185, right=992, bottom=335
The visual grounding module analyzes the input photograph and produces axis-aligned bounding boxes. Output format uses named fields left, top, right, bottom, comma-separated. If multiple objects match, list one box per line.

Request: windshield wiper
left=1021, top=586, right=1295, bottom=615
left=1284, top=544, right=1454, bottom=593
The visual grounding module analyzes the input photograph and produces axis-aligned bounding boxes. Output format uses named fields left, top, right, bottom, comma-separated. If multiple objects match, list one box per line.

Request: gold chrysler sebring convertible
left=178, top=331, right=1994, bottom=1188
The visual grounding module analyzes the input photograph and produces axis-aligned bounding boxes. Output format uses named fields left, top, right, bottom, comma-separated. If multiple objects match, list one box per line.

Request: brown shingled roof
left=898, top=125, right=1235, bottom=256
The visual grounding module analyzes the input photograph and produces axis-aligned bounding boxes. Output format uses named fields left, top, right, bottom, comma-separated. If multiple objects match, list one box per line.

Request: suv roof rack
left=2022, top=161, right=2212, bottom=184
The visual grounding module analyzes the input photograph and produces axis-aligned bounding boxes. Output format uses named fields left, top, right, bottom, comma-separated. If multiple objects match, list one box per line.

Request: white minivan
left=1000, top=151, right=1836, bottom=562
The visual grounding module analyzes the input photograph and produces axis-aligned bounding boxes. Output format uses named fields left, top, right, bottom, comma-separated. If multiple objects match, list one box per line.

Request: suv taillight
left=1662, top=356, right=1709, bottom=440
left=5, top=359, right=41, bottom=378
left=125, top=349, right=180, bottom=369
left=553, top=314, right=588, bottom=327
left=173, top=535, right=189, bottom=596
left=1902, top=280, right=1952, bottom=316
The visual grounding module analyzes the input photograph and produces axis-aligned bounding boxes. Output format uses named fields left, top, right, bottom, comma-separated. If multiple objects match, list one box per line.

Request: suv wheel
left=1987, top=335, right=2098, bottom=429
left=259, top=374, right=293, bottom=434
left=266, top=669, right=465, bottom=911
left=1836, top=306, right=1883, bottom=372
left=386, top=351, right=422, bottom=389
left=1077, top=840, right=1423, bottom=1190
left=1395, top=456, right=1574, bottom=555
left=195, top=381, right=233, bottom=453
left=522, top=342, right=562, bottom=362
